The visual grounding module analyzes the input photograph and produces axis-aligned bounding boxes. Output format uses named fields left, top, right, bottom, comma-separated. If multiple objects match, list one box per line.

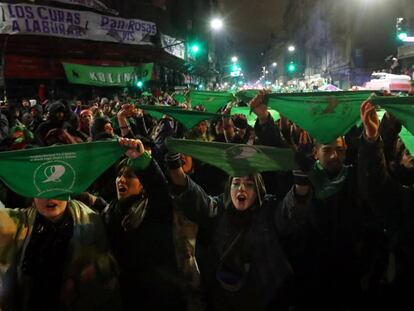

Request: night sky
left=219, top=0, right=406, bottom=80
left=219, top=0, right=288, bottom=78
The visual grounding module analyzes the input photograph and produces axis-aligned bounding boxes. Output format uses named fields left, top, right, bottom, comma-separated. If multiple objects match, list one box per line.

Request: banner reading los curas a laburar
left=0, top=2, right=156, bottom=45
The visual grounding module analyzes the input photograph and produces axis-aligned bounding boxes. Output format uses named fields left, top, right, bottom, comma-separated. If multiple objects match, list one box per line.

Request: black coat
left=358, top=136, right=414, bottom=309
left=103, top=159, right=185, bottom=311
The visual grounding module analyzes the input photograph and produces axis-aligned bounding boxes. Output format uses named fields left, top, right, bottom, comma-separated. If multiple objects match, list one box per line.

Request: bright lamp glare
left=210, top=18, right=223, bottom=30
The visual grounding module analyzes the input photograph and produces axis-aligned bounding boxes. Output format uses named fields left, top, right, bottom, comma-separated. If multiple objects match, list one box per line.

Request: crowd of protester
left=0, top=89, right=413, bottom=311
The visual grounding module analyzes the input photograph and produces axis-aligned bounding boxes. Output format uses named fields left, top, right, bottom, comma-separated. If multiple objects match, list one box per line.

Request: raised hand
left=360, top=100, right=379, bottom=141
left=119, top=138, right=145, bottom=159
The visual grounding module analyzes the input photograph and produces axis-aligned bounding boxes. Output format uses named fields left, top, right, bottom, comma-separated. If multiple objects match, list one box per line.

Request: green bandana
left=266, top=91, right=373, bottom=144
left=137, top=105, right=222, bottom=129
left=189, top=91, right=235, bottom=113
left=372, top=96, right=414, bottom=135
left=0, top=141, right=125, bottom=199
left=166, top=138, right=297, bottom=176
left=173, top=93, right=186, bottom=104
left=309, top=161, right=350, bottom=200
left=231, top=107, right=280, bottom=127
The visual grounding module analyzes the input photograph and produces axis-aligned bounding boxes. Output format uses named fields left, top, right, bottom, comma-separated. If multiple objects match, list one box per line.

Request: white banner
left=0, top=2, right=156, bottom=45
left=46, top=0, right=119, bottom=16
left=161, top=33, right=185, bottom=60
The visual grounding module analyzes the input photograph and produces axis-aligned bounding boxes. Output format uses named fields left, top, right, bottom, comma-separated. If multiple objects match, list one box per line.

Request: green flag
left=173, top=93, right=186, bottom=103
left=137, top=105, right=222, bottom=129
left=266, top=91, right=373, bottom=144
left=165, top=138, right=297, bottom=176
left=400, top=126, right=414, bottom=156
left=189, top=91, right=234, bottom=113
left=231, top=107, right=280, bottom=127
left=0, top=141, right=124, bottom=200
left=376, top=109, right=414, bottom=155
left=235, top=89, right=259, bottom=103
left=63, top=63, right=154, bottom=87
left=372, top=96, right=414, bottom=135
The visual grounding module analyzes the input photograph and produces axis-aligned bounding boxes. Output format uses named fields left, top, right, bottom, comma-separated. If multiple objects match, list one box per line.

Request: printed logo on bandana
left=226, top=145, right=259, bottom=159
left=33, top=160, right=76, bottom=195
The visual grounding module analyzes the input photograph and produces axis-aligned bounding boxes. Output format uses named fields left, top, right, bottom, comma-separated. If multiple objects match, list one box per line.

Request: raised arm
left=168, top=156, right=222, bottom=226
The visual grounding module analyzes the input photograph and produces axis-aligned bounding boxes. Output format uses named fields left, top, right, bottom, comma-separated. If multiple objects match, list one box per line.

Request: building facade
left=264, top=0, right=409, bottom=90
left=0, top=0, right=225, bottom=99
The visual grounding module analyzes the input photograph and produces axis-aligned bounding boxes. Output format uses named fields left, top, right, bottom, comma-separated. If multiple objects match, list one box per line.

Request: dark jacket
left=288, top=160, right=385, bottom=311
left=254, top=113, right=287, bottom=148
left=103, top=156, right=185, bottom=311
left=358, top=136, right=414, bottom=309
left=172, top=174, right=308, bottom=311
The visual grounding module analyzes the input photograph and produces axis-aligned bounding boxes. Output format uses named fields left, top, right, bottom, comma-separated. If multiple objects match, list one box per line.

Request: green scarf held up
left=137, top=105, right=222, bottom=129
left=166, top=138, right=297, bottom=176
left=0, top=141, right=125, bottom=199
left=189, top=91, right=235, bottom=113
left=266, top=91, right=374, bottom=144
left=231, top=107, right=280, bottom=127
left=372, top=96, right=414, bottom=136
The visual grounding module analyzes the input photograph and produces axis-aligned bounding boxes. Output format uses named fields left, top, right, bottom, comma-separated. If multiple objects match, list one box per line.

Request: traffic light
left=135, top=80, right=143, bottom=88
left=188, top=42, right=201, bottom=55
left=396, top=17, right=408, bottom=41
left=232, top=64, right=241, bottom=72
left=288, top=62, right=297, bottom=73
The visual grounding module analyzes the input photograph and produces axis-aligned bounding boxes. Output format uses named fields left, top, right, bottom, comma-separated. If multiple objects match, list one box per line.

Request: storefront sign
left=161, top=33, right=185, bottom=60
left=46, top=0, right=118, bottom=15
left=0, top=3, right=156, bottom=45
left=63, top=63, right=154, bottom=86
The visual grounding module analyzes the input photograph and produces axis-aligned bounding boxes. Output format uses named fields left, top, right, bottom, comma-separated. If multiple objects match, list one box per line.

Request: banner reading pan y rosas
left=63, top=63, right=154, bottom=87
left=0, top=2, right=156, bottom=45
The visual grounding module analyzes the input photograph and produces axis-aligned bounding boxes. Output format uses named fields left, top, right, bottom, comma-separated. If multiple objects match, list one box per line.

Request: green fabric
left=63, top=63, right=153, bottom=87
left=400, top=126, right=414, bottom=155
left=231, top=107, right=280, bottom=127
left=266, top=91, right=374, bottom=144
left=376, top=109, right=414, bottom=155
left=173, top=93, right=186, bottom=103
left=372, top=96, right=414, bottom=135
left=0, top=141, right=125, bottom=199
left=309, top=161, right=350, bottom=200
left=235, top=90, right=259, bottom=103
left=166, top=138, right=298, bottom=176
left=127, top=151, right=152, bottom=171
left=137, top=105, right=221, bottom=129
left=189, top=91, right=234, bottom=113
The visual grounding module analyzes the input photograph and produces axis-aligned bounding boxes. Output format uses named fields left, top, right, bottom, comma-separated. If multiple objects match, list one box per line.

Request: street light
left=288, top=45, right=296, bottom=52
left=272, top=62, right=277, bottom=67
left=231, top=56, right=238, bottom=63
left=210, top=18, right=224, bottom=31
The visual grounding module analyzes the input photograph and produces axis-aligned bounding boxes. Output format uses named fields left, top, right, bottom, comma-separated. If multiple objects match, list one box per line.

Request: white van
left=365, top=72, right=412, bottom=92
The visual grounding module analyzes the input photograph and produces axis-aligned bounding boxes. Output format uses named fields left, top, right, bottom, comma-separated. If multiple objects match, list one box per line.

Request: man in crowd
left=359, top=100, right=414, bottom=310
